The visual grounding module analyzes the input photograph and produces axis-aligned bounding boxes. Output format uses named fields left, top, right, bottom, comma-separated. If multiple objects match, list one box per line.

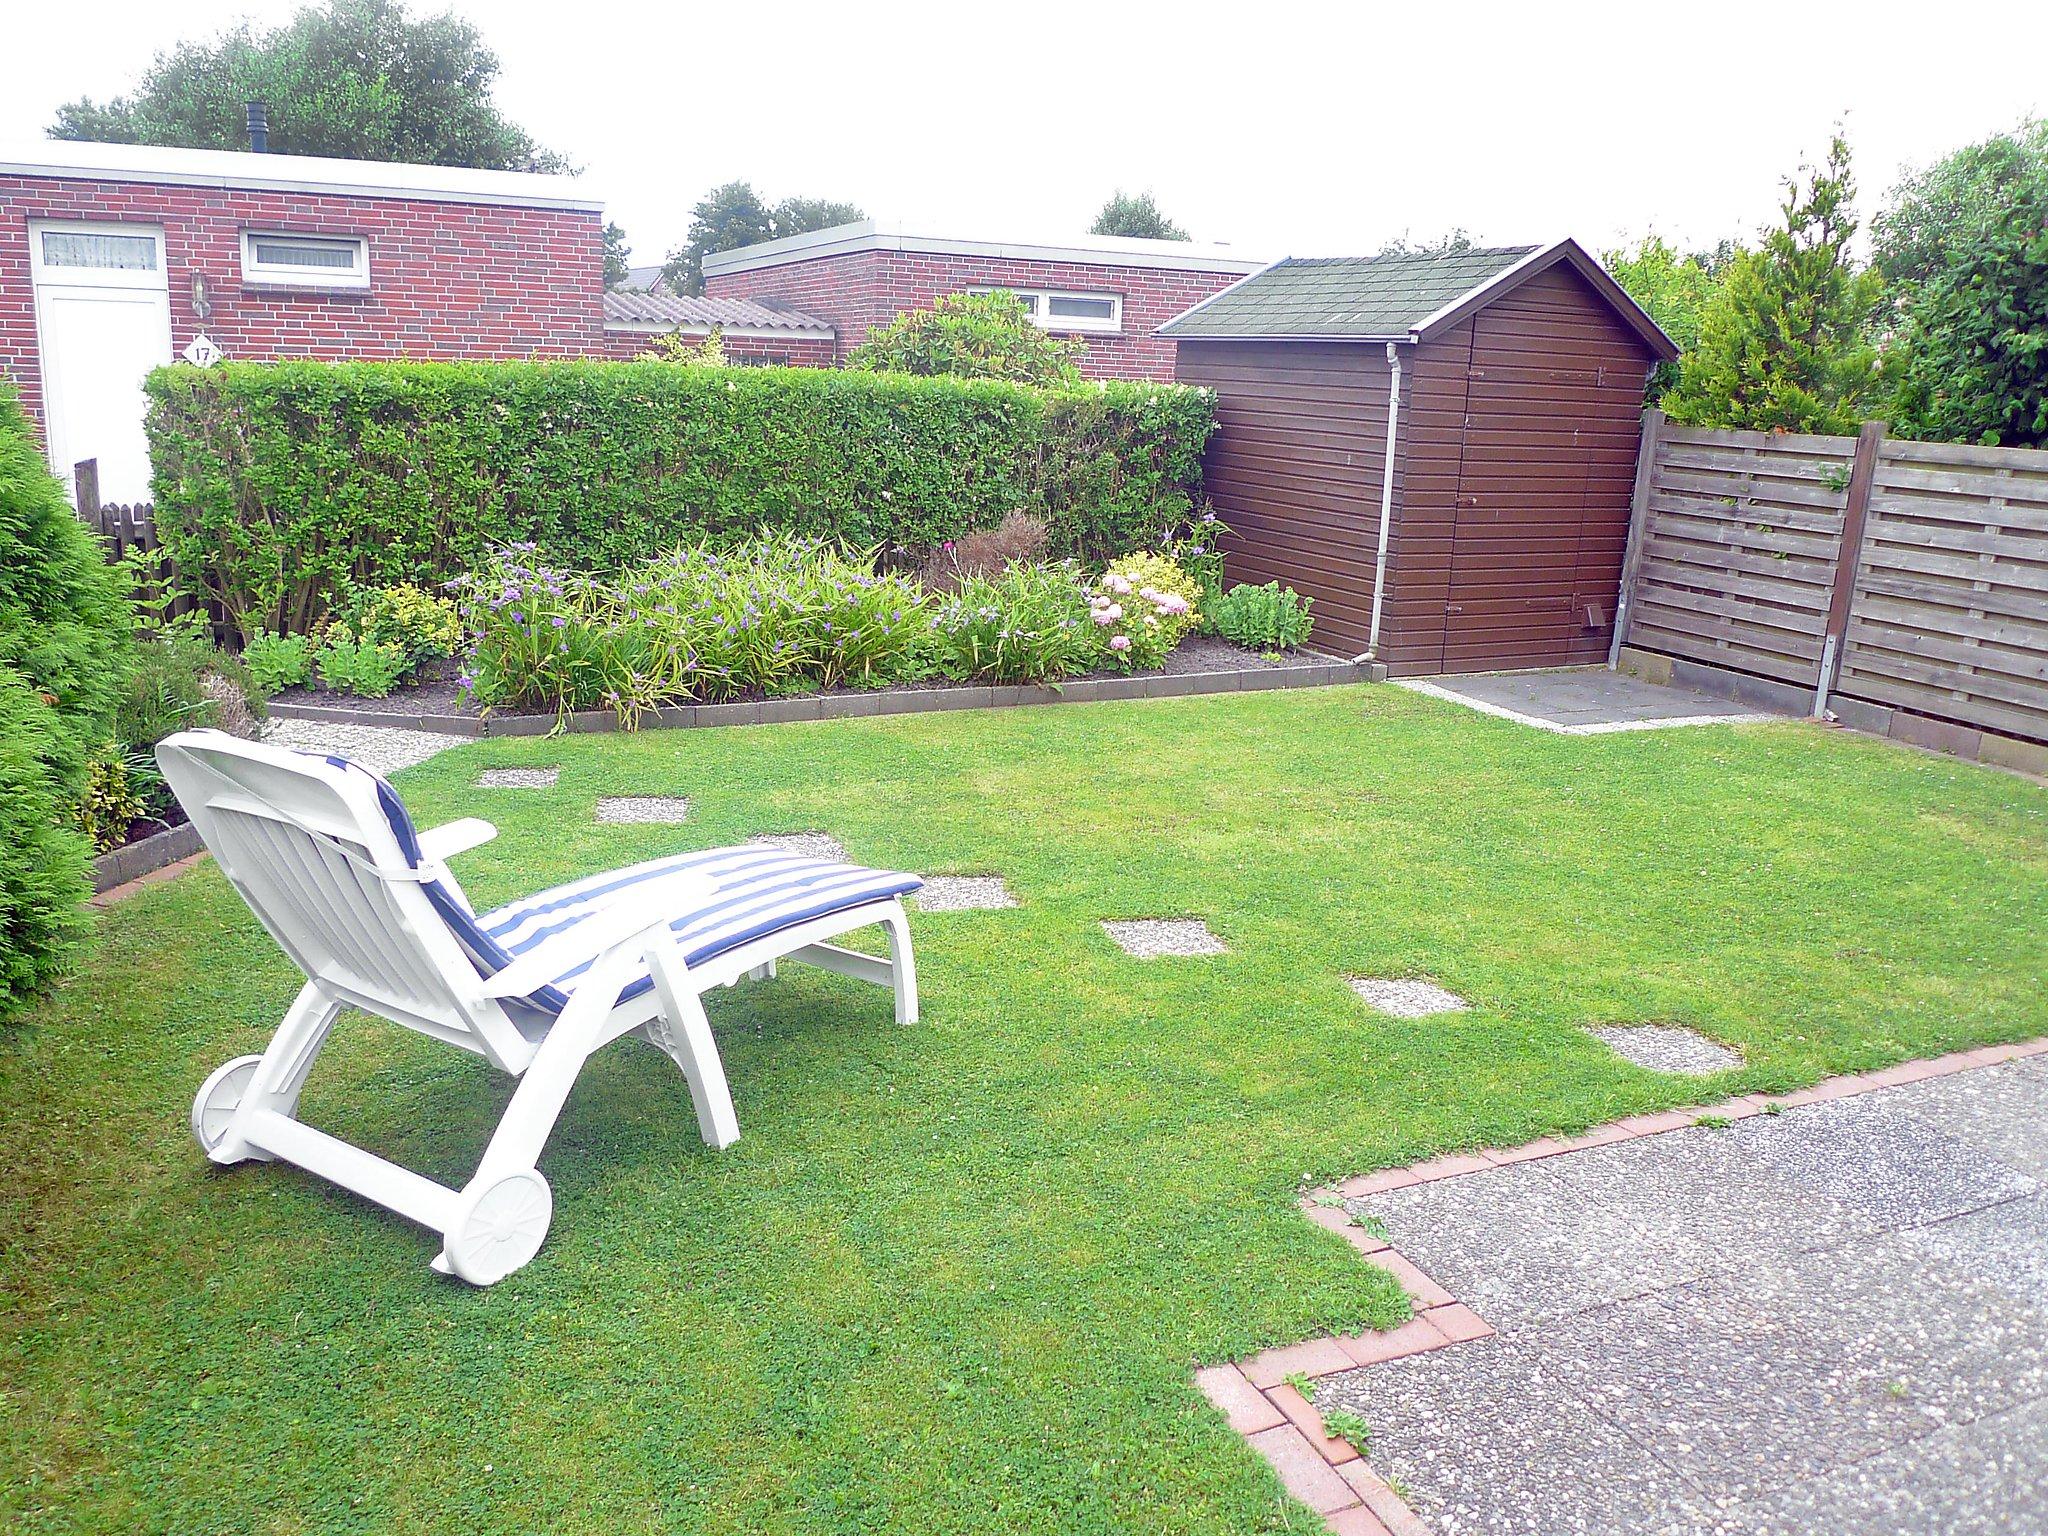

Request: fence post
left=73, top=458, right=104, bottom=542
left=1608, top=408, right=1664, bottom=669
left=1813, top=419, right=1886, bottom=717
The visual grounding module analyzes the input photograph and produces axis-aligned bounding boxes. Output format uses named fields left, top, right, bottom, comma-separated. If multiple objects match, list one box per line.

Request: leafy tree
left=602, top=223, right=631, bottom=289
left=660, top=183, right=864, bottom=295
left=1878, top=122, right=2048, bottom=447
left=846, top=292, right=1084, bottom=388
left=50, top=0, right=564, bottom=171
left=1604, top=235, right=1739, bottom=399
left=1091, top=190, right=1189, bottom=241
left=1662, top=134, right=1885, bottom=435
left=769, top=197, right=864, bottom=240
left=1375, top=230, right=1477, bottom=258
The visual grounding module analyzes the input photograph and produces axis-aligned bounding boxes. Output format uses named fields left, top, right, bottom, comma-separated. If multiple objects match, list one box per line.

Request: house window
left=970, top=287, right=1122, bottom=334
left=240, top=231, right=370, bottom=289
left=40, top=230, right=159, bottom=271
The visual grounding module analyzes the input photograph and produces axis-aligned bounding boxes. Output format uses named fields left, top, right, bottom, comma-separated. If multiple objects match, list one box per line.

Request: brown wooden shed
left=1160, top=240, right=1676, bottom=673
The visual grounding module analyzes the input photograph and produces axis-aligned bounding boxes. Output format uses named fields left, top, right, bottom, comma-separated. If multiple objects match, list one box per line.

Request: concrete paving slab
left=1589, top=1024, right=1743, bottom=1075
left=1396, top=667, right=1782, bottom=735
left=1318, top=1062, right=2048, bottom=1533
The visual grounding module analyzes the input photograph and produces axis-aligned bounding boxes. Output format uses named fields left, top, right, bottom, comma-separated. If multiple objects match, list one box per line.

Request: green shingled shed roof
left=1158, top=246, right=1536, bottom=339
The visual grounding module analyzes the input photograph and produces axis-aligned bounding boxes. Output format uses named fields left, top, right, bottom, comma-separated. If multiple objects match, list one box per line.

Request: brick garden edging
left=264, top=658, right=1377, bottom=738
left=1198, top=1034, right=2048, bottom=1535
left=90, top=821, right=205, bottom=895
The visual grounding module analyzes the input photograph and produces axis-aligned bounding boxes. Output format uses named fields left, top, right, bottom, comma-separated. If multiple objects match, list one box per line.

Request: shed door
left=1440, top=293, right=1635, bottom=672
left=30, top=222, right=173, bottom=505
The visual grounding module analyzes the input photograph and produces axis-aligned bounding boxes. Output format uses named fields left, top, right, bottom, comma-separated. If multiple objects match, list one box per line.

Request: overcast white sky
left=5, top=1, right=2045, bottom=267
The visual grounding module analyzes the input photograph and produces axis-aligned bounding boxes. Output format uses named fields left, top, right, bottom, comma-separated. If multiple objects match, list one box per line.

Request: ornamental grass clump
left=1089, top=552, right=1201, bottom=669
left=929, top=562, right=1099, bottom=683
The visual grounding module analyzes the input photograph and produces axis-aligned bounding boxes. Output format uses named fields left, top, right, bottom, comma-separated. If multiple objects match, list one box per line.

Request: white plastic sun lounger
left=158, top=729, right=920, bottom=1285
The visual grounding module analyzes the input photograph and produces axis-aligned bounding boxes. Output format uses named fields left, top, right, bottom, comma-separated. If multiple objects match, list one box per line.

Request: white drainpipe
left=1363, top=340, right=1404, bottom=659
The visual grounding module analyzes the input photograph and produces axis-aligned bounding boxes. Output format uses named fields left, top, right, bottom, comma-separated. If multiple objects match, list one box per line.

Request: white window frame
left=240, top=229, right=371, bottom=290
left=29, top=221, right=166, bottom=289
left=969, top=286, right=1123, bottom=335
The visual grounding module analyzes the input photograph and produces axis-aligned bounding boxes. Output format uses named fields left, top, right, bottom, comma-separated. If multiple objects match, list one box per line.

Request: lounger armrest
left=418, top=818, right=498, bottom=862
left=479, top=868, right=718, bottom=1002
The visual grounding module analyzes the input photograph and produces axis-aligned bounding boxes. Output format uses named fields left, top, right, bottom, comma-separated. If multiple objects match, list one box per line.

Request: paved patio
left=1320, top=1059, right=2048, bottom=1535
left=1397, top=667, right=1780, bottom=735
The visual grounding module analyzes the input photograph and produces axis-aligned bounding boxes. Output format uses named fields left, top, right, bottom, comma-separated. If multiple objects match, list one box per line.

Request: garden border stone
left=90, top=820, right=205, bottom=895
left=265, top=657, right=1379, bottom=738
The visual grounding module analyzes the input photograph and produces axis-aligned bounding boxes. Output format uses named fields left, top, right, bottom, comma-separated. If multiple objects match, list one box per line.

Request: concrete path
left=262, top=716, right=463, bottom=774
left=1397, top=667, right=1780, bottom=735
left=1321, top=1060, right=2048, bottom=1535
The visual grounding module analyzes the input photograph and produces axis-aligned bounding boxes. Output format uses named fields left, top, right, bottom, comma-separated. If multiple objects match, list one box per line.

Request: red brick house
left=0, top=138, right=605, bottom=502
left=703, top=222, right=1265, bottom=381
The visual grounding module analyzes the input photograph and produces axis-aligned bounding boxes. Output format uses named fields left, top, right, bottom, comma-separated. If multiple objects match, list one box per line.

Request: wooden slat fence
left=1616, top=415, right=2048, bottom=748
left=73, top=457, right=205, bottom=625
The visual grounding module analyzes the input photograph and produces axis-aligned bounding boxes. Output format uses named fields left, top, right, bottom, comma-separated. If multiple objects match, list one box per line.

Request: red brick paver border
left=1195, top=1035, right=2048, bottom=1535
left=88, top=853, right=206, bottom=907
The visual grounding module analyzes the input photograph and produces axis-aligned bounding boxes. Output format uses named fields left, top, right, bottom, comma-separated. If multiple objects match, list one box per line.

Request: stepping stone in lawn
left=747, top=832, right=848, bottom=861
left=596, top=796, right=692, bottom=824
left=1348, top=976, right=1469, bottom=1018
left=476, top=767, right=559, bottom=788
left=1589, top=1024, right=1743, bottom=1076
left=916, top=876, right=1018, bottom=912
left=1102, top=918, right=1227, bottom=958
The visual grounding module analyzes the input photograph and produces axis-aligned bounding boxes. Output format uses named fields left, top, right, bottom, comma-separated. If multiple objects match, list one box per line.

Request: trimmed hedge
left=0, top=663, right=93, bottom=1020
left=144, top=360, right=1218, bottom=635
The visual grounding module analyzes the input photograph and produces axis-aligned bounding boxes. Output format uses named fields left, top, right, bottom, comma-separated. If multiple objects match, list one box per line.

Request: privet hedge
left=144, top=360, right=1218, bottom=635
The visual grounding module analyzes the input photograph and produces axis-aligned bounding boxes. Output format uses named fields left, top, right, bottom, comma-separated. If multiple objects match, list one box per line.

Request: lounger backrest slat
left=156, top=732, right=531, bottom=1066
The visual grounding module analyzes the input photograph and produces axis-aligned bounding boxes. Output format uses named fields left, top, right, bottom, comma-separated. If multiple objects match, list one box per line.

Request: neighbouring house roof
left=703, top=219, right=1267, bottom=279
left=616, top=264, right=667, bottom=292
left=602, top=290, right=834, bottom=336
left=1157, top=238, right=1677, bottom=359
left=0, top=138, right=601, bottom=212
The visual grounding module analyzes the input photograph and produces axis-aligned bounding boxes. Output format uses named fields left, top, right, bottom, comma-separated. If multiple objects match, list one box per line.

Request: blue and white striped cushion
left=477, top=845, right=921, bottom=1005
left=311, top=749, right=917, bottom=1014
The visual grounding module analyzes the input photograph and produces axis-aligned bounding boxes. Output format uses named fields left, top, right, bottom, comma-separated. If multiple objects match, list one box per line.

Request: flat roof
left=704, top=219, right=1266, bottom=278
left=0, top=138, right=602, bottom=212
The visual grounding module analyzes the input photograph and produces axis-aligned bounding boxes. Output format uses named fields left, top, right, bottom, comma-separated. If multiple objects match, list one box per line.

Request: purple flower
left=552, top=616, right=567, bottom=629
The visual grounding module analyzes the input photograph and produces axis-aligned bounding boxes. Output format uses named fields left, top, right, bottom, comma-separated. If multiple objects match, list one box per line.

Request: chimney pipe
left=246, top=100, right=268, bottom=154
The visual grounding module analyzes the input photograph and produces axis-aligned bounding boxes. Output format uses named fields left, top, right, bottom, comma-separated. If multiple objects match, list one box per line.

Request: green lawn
left=6, top=685, right=2047, bottom=1534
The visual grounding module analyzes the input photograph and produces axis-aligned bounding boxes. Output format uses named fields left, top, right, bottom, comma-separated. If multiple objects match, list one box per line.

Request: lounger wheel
left=191, top=1054, right=264, bottom=1154
left=443, top=1171, right=553, bottom=1286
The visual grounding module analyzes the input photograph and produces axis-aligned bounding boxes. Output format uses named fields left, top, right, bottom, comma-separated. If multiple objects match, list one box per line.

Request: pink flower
left=1109, top=634, right=1131, bottom=651
left=1103, top=573, right=1133, bottom=596
left=1100, top=602, right=1123, bottom=621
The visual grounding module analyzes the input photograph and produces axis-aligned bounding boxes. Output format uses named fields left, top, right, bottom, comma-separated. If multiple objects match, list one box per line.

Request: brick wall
left=599, top=326, right=837, bottom=367
left=0, top=172, right=605, bottom=428
left=706, top=250, right=1247, bottom=381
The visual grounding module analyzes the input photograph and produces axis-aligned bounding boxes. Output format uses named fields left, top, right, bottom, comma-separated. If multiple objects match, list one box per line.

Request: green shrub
left=78, top=748, right=151, bottom=854
left=315, top=634, right=409, bottom=697
left=0, top=381, right=133, bottom=773
left=1090, top=553, right=1201, bottom=670
left=240, top=630, right=313, bottom=694
left=0, top=663, right=93, bottom=1020
left=1208, top=581, right=1315, bottom=651
left=143, top=361, right=1216, bottom=633
left=846, top=292, right=1086, bottom=388
left=116, top=616, right=265, bottom=817
left=332, top=583, right=461, bottom=670
left=930, top=563, right=1100, bottom=684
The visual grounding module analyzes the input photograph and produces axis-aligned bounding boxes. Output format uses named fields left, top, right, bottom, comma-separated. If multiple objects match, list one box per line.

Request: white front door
left=30, top=221, right=173, bottom=505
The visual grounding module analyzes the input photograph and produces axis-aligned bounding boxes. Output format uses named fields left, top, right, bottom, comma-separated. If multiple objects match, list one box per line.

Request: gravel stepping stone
left=1101, top=919, right=1226, bottom=958
left=596, top=796, right=692, bottom=824
left=748, top=832, right=847, bottom=860
left=1589, top=1023, right=1742, bottom=1075
left=1347, top=976, right=1468, bottom=1018
left=915, top=876, right=1017, bottom=912
left=475, top=767, right=559, bottom=788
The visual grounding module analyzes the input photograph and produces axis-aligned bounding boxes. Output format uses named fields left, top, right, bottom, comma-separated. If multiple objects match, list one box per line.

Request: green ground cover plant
left=1208, top=581, right=1315, bottom=651
left=5, top=688, right=2046, bottom=1531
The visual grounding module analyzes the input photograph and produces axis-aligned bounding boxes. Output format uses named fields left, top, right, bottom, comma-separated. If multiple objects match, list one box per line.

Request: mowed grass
left=6, top=684, right=2047, bottom=1534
